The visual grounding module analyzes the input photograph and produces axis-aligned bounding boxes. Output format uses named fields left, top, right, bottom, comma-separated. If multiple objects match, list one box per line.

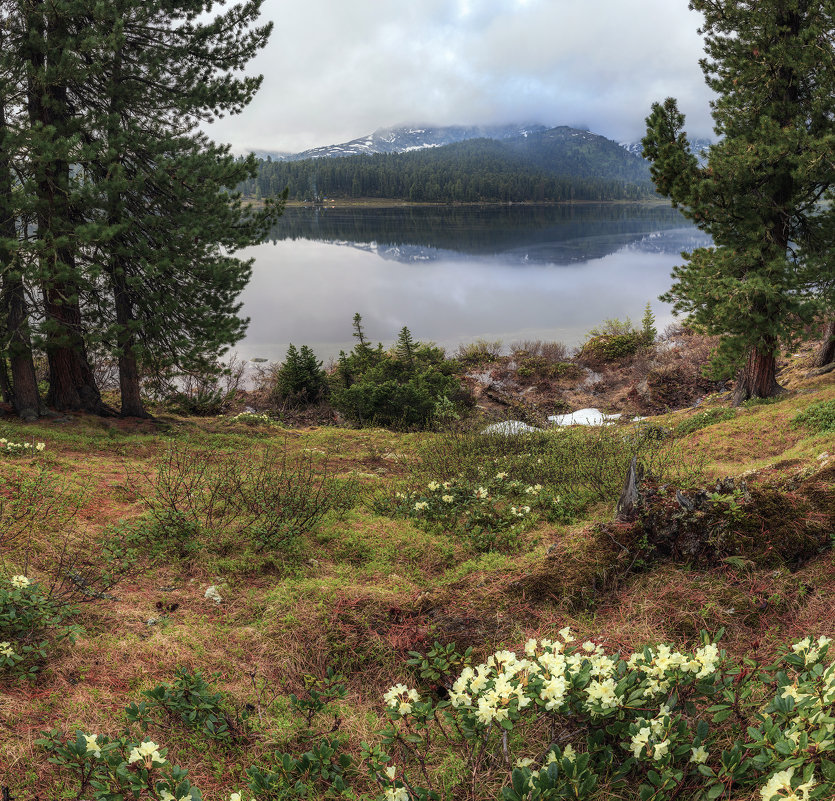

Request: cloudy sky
left=206, top=0, right=715, bottom=155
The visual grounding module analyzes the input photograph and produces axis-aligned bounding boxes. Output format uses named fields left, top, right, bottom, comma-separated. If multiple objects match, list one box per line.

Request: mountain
left=619, top=137, right=714, bottom=164
left=274, top=124, right=548, bottom=161
left=242, top=125, right=656, bottom=204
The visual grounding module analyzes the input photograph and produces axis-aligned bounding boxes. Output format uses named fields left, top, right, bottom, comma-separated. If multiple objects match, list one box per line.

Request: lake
left=237, top=203, right=712, bottom=364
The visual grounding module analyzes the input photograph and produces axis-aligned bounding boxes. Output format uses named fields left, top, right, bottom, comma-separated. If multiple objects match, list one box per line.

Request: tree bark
left=732, top=343, right=783, bottom=405
left=4, top=275, right=41, bottom=420
left=0, top=33, right=40, bottom=421
left=107, top=51, right=148, bottom=419
left=813, top=319, right=835, bottom=368
left=114, top=279, right=148, bottom=417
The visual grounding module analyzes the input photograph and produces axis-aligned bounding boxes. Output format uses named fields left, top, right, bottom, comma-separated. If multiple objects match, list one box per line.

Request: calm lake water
left=237, top=204, right=712, bottom=363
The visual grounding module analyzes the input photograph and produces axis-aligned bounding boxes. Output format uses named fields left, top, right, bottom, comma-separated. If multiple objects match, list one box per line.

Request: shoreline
left=248, top=197, right=672, bottom=209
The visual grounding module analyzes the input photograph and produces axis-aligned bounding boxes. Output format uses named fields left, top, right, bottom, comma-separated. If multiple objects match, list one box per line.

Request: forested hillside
left=241, top=127, right=657, bottom=202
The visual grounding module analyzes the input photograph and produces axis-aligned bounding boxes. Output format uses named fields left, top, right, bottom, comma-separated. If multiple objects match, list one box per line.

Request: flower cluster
left=378, top=472, right=573, bottom=552
left=0, top=438, right=45, bottom=455
left=128, top=739, right=165, bottom=767
left=226, top=411, right=277, bottom=426
left=10, top=575, right=30, bottom=589
left=384, top=683, right=420, bottom=716
left=375, top=627, right=739, bottom=801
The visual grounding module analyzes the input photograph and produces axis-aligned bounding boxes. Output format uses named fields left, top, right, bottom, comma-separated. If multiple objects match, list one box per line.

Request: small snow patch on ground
left=548, top=408, right=621, bottom=426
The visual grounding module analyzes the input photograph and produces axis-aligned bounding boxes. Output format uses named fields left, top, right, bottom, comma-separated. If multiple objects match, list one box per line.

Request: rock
left=548, top=408, right=621, bottom=426
left=616, top=456, right=643, bottom=521
left=204, top=585, right=222, bottom=604
left=480, top=420, right=543, bottom=435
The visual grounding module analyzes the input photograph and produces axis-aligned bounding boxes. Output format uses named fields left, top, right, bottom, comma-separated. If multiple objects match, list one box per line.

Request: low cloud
left=206, top=0, right=714, bottom=154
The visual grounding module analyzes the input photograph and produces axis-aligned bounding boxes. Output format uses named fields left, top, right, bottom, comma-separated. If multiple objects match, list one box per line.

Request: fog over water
left=237, top=204, right=712, bottom=364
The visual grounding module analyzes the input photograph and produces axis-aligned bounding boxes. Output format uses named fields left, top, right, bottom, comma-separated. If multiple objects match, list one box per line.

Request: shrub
left=225, top=410, right=281, bottom=427
left=37, top=730, right=205, bottom=800
left=127, top=667, right=249, bottom=745
left=374, top=473, right=578, bottom=553
left=136, top=440, right=358, bottom=561
left=579, top=315, right=651, bottom=365
left=331, top=317, right=470, bottom=430
left=510, top=339, right=570, bottom=364
left=455, top=338, right=503, bottom=365
left=365, top=633, right=835, bottom=801
left=410, top=422, right=704, bottom=511
left=792, top=399, right=835, bottom=433
left=581, top=332, right=645, bottom=363
left=272, top=343, right=329, bottom=407
left=0, top=574, right=81, bottom=677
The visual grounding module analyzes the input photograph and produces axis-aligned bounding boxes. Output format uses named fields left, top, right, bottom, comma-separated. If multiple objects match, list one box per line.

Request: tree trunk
left=114, top=278, right=148, bottom=417
left=813, top=319, right=835, bottom=368
left=0, top=39, right=40, bottom=421
left=5, top=275, right=41, bottom=420
left=732, top=343, right=783, bottom=405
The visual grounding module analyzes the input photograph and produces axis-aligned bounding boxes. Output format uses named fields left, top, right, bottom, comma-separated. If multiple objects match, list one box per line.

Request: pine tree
left=0, top=0, right=279, bottom=417
left=643, top=1, right=835, bottom=403
left=78, top=0, right=279, bottom=416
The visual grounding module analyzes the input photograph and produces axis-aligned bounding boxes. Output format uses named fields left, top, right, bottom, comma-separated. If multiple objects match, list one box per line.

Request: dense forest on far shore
left=239, top=130, right=658, bottom=203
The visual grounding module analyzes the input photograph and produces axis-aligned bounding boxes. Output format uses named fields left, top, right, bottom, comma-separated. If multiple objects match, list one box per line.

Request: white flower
left=558, top=626, right=575, bottom=643
left=474, top=486, right=488, bottom=499
left=515, top=757, right=534, bottom=768
left=127, top=739, right=165, bottom=766
left=495, top=472, right=508, bottom=480
left=653, top=739, right=670, bottom=761
left=630, top=727, right=651, bottom=758
left=385, top=765, right=396, bottom=780
left=83, top=734, right=101, bottom=756
left=690, top=745, right=709, bottom=764
left=384, top=787, right=409, bottom=801
left=35, top=442, right=45, bottom=451
left=230, top=794, right=241, bottom=801
left=441, top=494, right=454, bottom=503
left=413, top=501, right=429, bottom=511
left=0, top=642, right=16, bottom=658
left=9, top=575, right=30, bottom=589
left=760, top=768, right=795, bottom=801
left=427, top=481, right=440, bottom=491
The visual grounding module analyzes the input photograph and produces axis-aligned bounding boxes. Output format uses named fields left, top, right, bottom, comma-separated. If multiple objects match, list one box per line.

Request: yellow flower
left=83, top=734, right=101, bottom=756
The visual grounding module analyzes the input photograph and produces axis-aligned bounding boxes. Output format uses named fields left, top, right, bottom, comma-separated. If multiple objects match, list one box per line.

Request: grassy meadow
left=1, top=357, right=834, bottom=800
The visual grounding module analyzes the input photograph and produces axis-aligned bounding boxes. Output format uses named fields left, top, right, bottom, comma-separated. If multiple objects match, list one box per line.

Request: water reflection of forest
left=265, top=204, right=710, bottom=264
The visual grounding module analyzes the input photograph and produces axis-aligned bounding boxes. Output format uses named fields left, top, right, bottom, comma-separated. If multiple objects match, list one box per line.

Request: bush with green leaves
left=272, top=343, right=329, bottom=407
left=792, top=399, right=835, bottom=434
left=247, top=737, right=353, bottom=801
left=363, top=632, right=835, bottom=801
left=0, top=574, right=81, bottom=678
left=37, top=730, right=205, bottom=801
left=331, top=317, right=469, bottom=430
left=248, top=667, right=354, bottom=800
left=127, top=667, right=249, bottom=746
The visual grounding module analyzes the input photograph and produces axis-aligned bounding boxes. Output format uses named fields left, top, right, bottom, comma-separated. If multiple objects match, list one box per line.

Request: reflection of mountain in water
left=266, top=205, right=712, bottom=265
